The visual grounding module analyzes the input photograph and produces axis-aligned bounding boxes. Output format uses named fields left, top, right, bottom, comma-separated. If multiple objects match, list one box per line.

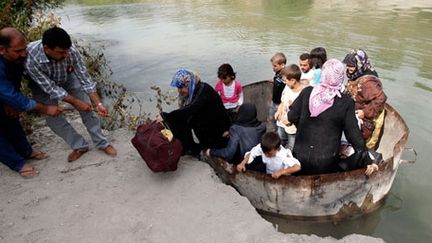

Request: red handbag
left=131, top=121, right=183, bottom=172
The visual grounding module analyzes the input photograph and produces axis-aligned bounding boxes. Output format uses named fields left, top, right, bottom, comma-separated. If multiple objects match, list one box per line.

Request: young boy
left=269, top=52, right=287, bottom=132
left=274, top=64, right=304, bottom=150
left=236, top=132, right=301, bottom=179
left=299, top=53, right=314, bottom=86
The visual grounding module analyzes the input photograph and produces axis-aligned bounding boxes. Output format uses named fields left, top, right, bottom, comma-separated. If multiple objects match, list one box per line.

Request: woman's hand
left=356, top=109, right=365, bottom=119
left=156, top=113, right=164, bottom=123
left=365, top=163, right=379, bottom=176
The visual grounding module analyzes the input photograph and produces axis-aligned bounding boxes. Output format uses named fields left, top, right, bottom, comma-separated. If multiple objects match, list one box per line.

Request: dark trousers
left=0, top=118, right=32, bottom=171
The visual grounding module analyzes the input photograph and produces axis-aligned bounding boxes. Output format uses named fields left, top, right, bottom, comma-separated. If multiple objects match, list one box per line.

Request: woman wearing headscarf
left=206, top=103, right=267, bottom=164
left=287, top=59, right=378, bottom=175
left=343, top=49, right=387, bottom=148
left=157, top=69, right=231, bottom=156
left=343, top=49, right=378, bottom=82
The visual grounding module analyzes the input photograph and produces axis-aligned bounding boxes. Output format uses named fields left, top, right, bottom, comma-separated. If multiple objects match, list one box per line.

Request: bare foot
left=19, top=163, right=39, bottom=178
left=29, top=150, right=49, bottom=160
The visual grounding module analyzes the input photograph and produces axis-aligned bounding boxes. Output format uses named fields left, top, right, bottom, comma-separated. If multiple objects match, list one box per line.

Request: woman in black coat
left=287, top=59, right=379, bottom=175
left=157, top=69, right=231, bottom=155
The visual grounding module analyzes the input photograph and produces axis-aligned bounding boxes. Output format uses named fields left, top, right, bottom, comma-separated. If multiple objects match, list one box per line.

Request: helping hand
left=96, top=103, right=109, bottom=117
left=44, top=105, right=63, bottom=117
left=73, top=99, right=92, bottom=112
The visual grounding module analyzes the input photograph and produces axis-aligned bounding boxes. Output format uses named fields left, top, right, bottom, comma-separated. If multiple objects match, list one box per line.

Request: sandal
left=29, top=150, right=49, bottom=160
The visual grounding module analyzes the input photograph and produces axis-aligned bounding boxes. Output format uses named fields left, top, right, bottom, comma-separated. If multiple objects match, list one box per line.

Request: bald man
left=0, top=27, right=62, bottom=178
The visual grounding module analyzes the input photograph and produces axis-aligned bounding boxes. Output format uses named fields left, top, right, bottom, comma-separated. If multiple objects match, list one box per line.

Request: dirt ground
left=0, top=113, right=384, bottom=243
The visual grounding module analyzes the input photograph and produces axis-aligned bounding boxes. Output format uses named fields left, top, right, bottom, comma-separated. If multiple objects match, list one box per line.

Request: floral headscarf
left=309, top=59, right=345, bottom=117
left=342, top=49, right=374, bottom=81
left=170, top=69, right=199, bottom=107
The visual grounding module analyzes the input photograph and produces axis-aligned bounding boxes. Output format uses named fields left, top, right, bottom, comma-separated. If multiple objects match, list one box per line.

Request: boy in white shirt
left=274, top=64, right=304, bottom=150
left=236, top=132, right=301, bottom=179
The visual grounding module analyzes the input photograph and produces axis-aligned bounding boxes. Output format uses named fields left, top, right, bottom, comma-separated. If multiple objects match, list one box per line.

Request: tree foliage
left=0, top=0, right=64, bottom=30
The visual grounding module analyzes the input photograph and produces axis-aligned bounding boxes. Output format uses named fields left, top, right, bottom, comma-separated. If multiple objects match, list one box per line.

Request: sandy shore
left=0, top=113, right=384, bottom=243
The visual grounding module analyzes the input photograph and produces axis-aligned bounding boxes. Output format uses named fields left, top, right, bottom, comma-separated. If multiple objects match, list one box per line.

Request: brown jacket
left=346, top=75, right=387, bottom=119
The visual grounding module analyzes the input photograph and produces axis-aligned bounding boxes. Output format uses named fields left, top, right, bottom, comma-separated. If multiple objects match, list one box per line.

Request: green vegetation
left=0, top=0, right=64, bottom=30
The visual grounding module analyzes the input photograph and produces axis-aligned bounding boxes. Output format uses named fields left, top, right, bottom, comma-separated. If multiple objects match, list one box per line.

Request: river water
left=58, top=0, right=432, bottom=242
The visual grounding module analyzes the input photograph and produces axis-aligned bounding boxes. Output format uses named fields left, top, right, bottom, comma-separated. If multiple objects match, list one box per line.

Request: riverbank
left=0, top=112, right=384, bottom=242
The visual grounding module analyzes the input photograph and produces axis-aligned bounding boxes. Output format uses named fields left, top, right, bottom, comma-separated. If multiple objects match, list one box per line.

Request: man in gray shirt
left=25, top=27, right=116, bottom=162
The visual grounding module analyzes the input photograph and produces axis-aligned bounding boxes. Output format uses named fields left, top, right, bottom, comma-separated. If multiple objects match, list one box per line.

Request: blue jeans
left=267, top=102, right=279, bottom=132
left=0, top=118, right=32, bottom=171
left=277, top=126, right=295, bottom=151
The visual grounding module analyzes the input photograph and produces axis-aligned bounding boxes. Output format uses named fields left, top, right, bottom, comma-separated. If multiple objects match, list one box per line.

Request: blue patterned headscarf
left=170, top=69, right=198, bottom=107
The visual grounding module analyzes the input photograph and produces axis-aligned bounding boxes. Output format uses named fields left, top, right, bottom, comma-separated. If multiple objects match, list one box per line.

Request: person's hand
left=236, top=163, right=246, bottom=173
left=95, top=103, right=109, bottom=117
left=271, top=171, right=282, bottom=179
left=156, top=113, right=164, bottom=123
left=3, top=105, right=19, bottom=118
left=356, top=109, right=365, bottom=119
left=222, top=131, right=229, bottom=138
left=44, top=105, right=63, bottom=117
left=72, top=99, right=92, bottom=112
left=282, top=117, right=290, bottom=126
left=365, top=163, right=379, bottom=176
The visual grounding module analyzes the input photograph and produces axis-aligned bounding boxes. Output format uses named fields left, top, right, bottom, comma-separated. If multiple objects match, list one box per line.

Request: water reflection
left=262, top=210, right=382, bottom=239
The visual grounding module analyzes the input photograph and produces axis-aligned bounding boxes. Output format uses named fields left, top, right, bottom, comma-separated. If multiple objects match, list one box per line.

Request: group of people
left=1, top=27, right=117, bottom=178
left=159, top=47, right=387, bottom=178
left=1, top=25, right=387, bottom=179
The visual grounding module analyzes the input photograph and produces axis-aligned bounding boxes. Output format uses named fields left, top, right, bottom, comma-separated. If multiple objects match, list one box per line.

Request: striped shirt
left=25, top=40, right=96, bottom=100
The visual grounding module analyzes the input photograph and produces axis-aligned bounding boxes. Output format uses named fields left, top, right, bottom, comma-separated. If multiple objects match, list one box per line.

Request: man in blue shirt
left=0, top=27, right=63, bottom=177
left=25, top=27, right=117, bottom=162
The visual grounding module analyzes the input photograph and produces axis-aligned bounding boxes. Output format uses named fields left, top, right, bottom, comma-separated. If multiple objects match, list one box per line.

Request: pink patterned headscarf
left=309, top=59, right=345, bottom=117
